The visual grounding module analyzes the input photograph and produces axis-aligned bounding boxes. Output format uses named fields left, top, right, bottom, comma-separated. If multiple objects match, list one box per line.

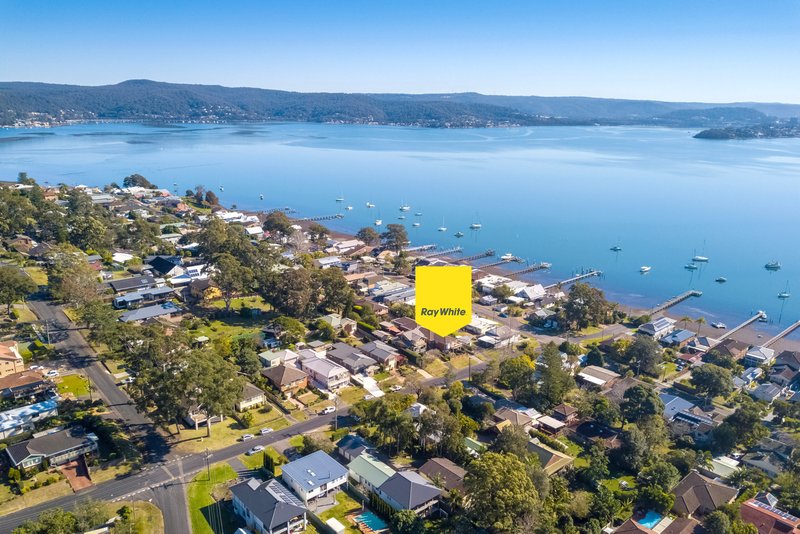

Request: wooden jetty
left=544, top=270, right=602, bottom=290
left=299, top=213, right=344, bottom=221
left=716, top=310, right=767, bottom=342
left=457, top=249, right=495, bottom=263
left=764, top=319, right=800, bottom=347
left=480, top=256, right=525, bottom=269
left=509, top=262, right=552, bottom=276
left=647, top=289, right=702, bottom=315
left=403, top=244, right=437, bottom=253
left=417, top=246, right=463, bottom=259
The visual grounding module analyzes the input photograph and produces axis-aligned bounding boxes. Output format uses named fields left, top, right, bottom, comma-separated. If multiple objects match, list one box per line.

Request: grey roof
left=109, top=275, right=157, bottom=293
left=659, top=393, right=696, bottom=420
left=360, top=341, right=399, bottom=364
left=281, top=450, right=347, bottom=491
left=327, top=342, right=377, bottom=372
left=6, top=427, right=95, bottom=466
left=337, top=434, right=371, bottom=457
left=261, top=365, right=307, bottom=387
left=378, top=471, right=442, bottom=510
left=113, top=286, right=174, bottom=304
left=230, top=478, right=306, bottom=530
left=119, top=302, right=181, bottom=322
left=418, top=458, right=466, bottom=492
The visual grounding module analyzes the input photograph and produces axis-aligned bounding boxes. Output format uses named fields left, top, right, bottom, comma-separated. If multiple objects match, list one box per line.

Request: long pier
left=458, top=249, right=495, bottom=263
left=764, top=319, right=800, bottom=347
left=299, top=213, right=344, bottom=222
left=509, top=262, right=552, bottom=276
left=545, top=270, right=602, bottom=290
left=418, top=246, right=463, bottom=259
left=647, top=289, right=703, bottom=315
left=404, top=244, right=437, bottom=253
left=480, top=256, right=525, bottom=269
left=716, top=310, right=767, bottom=342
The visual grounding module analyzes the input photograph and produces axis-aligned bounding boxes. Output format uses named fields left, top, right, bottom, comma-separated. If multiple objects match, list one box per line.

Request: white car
left=389, top=385, right=402, bottom=392
left=321, top=406, right=336, bottom=415
left=45, top=370, right=59, bottom=378
left=260, top=428, right=273, bottom=435
left=364, top=394, right=374, bottom=401
left=29, top=365, right=43, bottom=371
left=240, top=434, right=254, bottom=441
left=246, top=445, right=265, bottom=456
left=121, top=377, right=135, bottom=385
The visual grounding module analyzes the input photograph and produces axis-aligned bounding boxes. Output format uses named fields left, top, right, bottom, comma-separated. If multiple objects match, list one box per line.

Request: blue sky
left=2, top=1, right=798, bottom=103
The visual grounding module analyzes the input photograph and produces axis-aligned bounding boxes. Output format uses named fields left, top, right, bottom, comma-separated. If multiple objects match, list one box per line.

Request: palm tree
left=695, top=316, right=706, bottom=334
left=680, top=315, right=693, bottom=330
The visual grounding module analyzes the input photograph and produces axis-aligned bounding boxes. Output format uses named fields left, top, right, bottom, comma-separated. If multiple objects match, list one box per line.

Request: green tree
left=0, top=188, right=36, bottom=238
left=491, top=284, right=514, bottom=300
left=538, top=341, right=574, bottom=408
left=637, top=484, right=675, bottom=514
left=465, top=452, right=539, bottom=532
left=46, top=250, right=99, bottom=307
left=615, top=424, right=650, bottom=471
left=355, top=226, right=380, bottom=246
left=639, top=460, right=680, bottom=491
left=703, top=510, right=732, bottom=534
left=621, top=384, right=664, bottom=423
left=381, top=224, right=409, bottom=252
left=562, top=282, right=610, bottom=330
left=691, top=363, right=734, bottom=403
left=591, top=485, right=622, bottom=523
left=211, top=253, right=255, bottom=313
left=268, top=268, right=315, bottom=318
left=498, top=354, right=535, bottom=401
left=72, top=498, right=107, bottom=532
left=392, top=510, right=426, bottom=534
left=76, top=299, right=118, bottom=343
left=390, top=302, right=414, bottom=318
left=13, top=508, right=77, bottom=534
left=204, top=190, right=219, bottom=205
left=307, top=222, right=329, bottom=245
left=272, top=316, right=307, bottom=345
left=493, top=424, right=530, bottom=461
left=315, top=319, right=336, bottom=341
left=583, top=443, right=610, bottom=485
left=313, top=267, right=353, bottom=313
left=626, top=336, right=662, bottom=376
left=0, top=266, right=37, bottom=313
left=122, top=173, right=157, bottom=188
left=713, top=401, right=769, bottom=452
left=69, top=215, right=110, bottom=251
left=262, top=211, right=294, bottom=241
left=37, top=208, right=69, bottom=243
left=187, top=350, right=246, bottom=436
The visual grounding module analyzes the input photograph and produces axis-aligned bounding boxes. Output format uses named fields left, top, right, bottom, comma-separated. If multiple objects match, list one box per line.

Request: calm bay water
left=1, top=122, right=799, bottom=333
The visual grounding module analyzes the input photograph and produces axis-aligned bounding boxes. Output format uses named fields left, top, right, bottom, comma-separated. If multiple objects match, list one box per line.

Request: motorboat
left=414, top=212, right=423, bottom=216
left=765, top=260, right=781, bottom=271
left=692, top=255, right=709, bottom=262
left=398, top=215, right=406, bottom=220
left=219, top=186, right=224, bottom=192
left=366, top=202, right=375, bottom=208
left=259, top=194, right=264, bottom=200
left=336, top=196, right=344, bottom=202
left=399, top=204, right=411, bottom=212
left=684, top=263, right=699, bottom=271
left=758, top=313, right=769, bottom=323
left=610, top=245, right=622, bottom=252
left=501, top=253, right=514, bottom=261
left=715, top=277, right=727, bottom=283
left=711, top=322, right=727, bottom=329
left=374, top=219, right=382, bottom=226
left=454, top=232, right=464, bottom=238
left=470, top=223, right=482, bottom=230
left=412, top=222, right=420, bottom=227
left=779, top=282, right=791, bottom=299
left=345, top=206, right=353, bottom=211
left=640, top=266, right=651, bottom=273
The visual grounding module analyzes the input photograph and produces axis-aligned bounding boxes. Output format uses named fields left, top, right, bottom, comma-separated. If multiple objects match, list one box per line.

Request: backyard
left=57, top=374, right=92, bottom=399
left=318, top=491, right=366, bottom=534
left=187, top=462, right=240, bottom=534
left=174, top=404, right=289, bottom=454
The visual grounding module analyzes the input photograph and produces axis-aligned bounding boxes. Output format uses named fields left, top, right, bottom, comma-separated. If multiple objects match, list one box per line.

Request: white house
left=744, top=346, right=776, bottom=368
left=281, top=451, right=348, bottom=504
left=638, top=317, right=677, bottom=340
left=300, top=358, right=350, bottom=391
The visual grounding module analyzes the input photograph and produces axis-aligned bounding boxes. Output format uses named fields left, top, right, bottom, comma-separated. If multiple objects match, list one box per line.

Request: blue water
left=1, top=122, right=799, bottom=334
left=355, top=511, right=388, bottom=530
left=638, top=510, right=663, bottom=529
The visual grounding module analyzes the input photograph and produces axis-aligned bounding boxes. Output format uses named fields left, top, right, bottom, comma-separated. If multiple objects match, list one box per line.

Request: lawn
left=209, top=295, right=272, bottom=313
left=57, top=374, right=91, bottom=398
left=448, top=354, right=474, bottom=370
left=289, top=435, right=304, bottom=448
left=91, top=461, right=134, bottom=484
left=603, top=475, right=638, bottom=494
left=423, top=358, right=449, bottom=377
left=187, top=462, right=239, bottom=534
left=335, top=386, right=369, bottom=406
left=318, top=491, right=364, bottom=533
left=108, top=500, right=165, bottom=534
left=373, top=371, right=390, bottom=381
left=238, top=452, right=265, bottom=471
left=11, top=303, right=37, bottom=323
left=24, top=266, right=48, bottom=286
left=556, top=436, right=588, bottom=468
left=0, top=476, right=73, bottom=514
left=174, top=405, right=289, bottom=454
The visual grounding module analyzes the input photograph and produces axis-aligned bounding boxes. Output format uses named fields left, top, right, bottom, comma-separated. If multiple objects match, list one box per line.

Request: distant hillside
left=1, top=80, right=798, bottom=128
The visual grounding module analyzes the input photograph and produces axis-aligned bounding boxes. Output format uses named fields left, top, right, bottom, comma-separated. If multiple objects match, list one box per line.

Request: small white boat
left=711, top=321, right=727, bottom=329
left=412, top=222, right=420, bottom=227
left=259, top=194, right=264, bottom=200
left=779, top=282, right=791, bottom=299
left=335, top=196, right=344, bottom=202
left=758, top=313, right=769, bottom=323
left=692, top=255, right=709, bottom=262
left=399, top=204, right=411, bottom=212
left=398, top=215, right=406, bottom=220
left=454, top=231, right=464, bottom=238
left=684, top=263, right=699, bottom=271
left=219, top=186, right=224, bottom=192
left=366, top=202, right=375, bottom=208
left=610, top=245, right=622, bottom=252
left=438, top=226, right=447, bottom=232
left=715, top=276, right=727, bottom=283
left=374, top=219, right=382, bottom=226
left=414, top=212, right=423, bottom=216
left=501, top=253, right=514, bottom=261
left=640, top=266, right=651, bottom=273
left=345, top=206, right=353, bottom=211
left=765, top=260, right=781, bottom=271
left=470, top=223, right=482, bottom=230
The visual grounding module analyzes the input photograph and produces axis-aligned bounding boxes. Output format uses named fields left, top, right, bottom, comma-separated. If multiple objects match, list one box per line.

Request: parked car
left=240, top=434, right=254, bottom=441
left=45, top=370, right=59, bottom=378
left=321, top=406, right=336, bottom=415
left=246, top=445, right=265, bottom=456
left=364, top=394, right=374, bottom=400
left=260, top=427, right=273, bottom=435
left=389, top=385, right=402, bottom=392
left=29, top=365, right=43, bottom=371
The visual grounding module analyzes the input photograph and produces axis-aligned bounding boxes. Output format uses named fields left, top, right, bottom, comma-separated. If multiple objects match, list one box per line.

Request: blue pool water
left=638, top=510, right=663, bottom=529
left=355, top=511, right=388, bottom=530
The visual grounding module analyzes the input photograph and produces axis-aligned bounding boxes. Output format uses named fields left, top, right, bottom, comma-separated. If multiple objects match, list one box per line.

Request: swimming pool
left=638, top=510, right=663, bottom=529
left=355, top=511, right=389, bottom=531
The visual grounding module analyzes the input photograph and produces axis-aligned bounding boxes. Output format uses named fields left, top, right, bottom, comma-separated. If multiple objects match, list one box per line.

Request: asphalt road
left=0, top=411, right=339, bottom=533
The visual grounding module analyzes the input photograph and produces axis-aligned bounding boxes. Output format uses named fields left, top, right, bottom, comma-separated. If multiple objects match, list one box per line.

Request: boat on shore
left=711, top=321, right=727, bottom=329
left=640, top=266, right=651, bottom=273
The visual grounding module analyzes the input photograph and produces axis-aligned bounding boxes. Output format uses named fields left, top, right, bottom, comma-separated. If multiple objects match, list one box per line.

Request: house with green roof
left=348, top=452, right=396, bottom=493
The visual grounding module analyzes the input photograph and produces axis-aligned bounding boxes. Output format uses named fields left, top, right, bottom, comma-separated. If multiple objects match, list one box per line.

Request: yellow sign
left=415, top=266, right=472, bottom=336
